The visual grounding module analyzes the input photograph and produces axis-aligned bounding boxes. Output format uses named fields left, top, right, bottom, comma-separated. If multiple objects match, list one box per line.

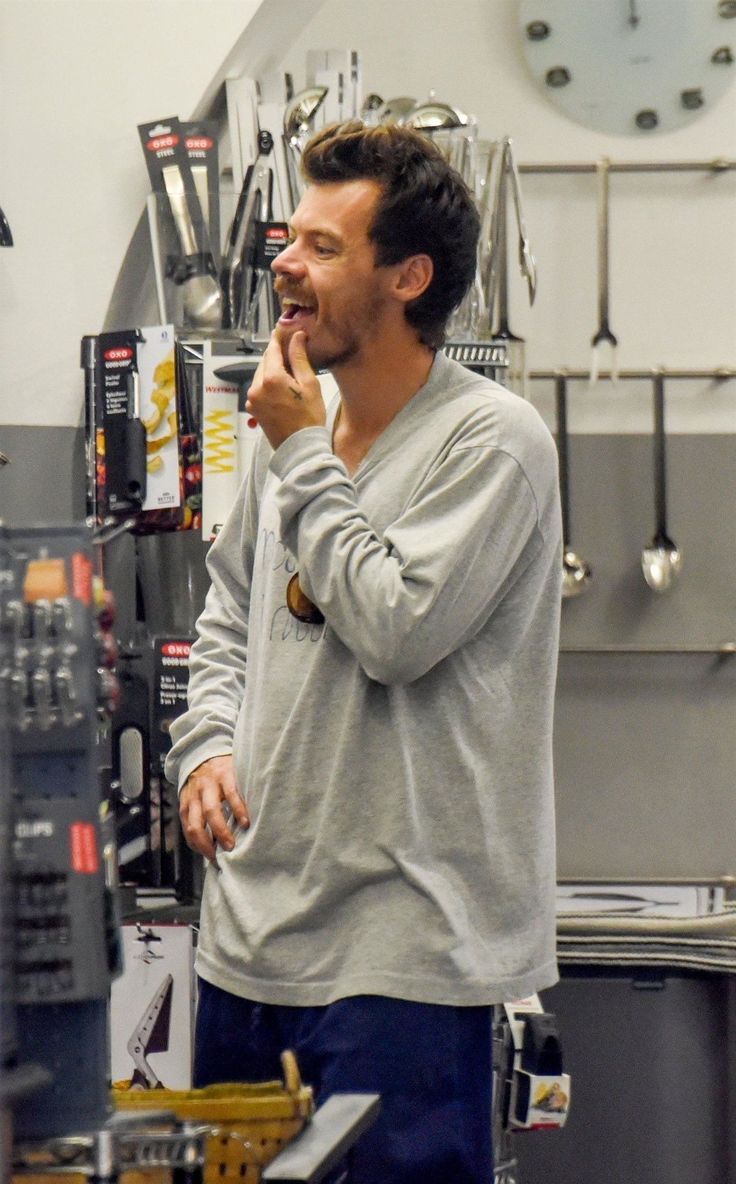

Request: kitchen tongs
left=221, top=130, right=276, bottom=332
left=484, top=138, right=537, bottom=321
left=507, top=141, right=537, bottom=306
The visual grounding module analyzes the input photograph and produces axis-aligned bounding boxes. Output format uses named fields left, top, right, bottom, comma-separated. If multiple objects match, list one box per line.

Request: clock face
left=518, top=0, right=736, bottom=135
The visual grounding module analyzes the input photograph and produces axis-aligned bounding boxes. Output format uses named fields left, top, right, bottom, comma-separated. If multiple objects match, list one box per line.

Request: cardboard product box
left=86, top=324, right=187, bottom=533
left=109, top=922, right=196, bottom=1090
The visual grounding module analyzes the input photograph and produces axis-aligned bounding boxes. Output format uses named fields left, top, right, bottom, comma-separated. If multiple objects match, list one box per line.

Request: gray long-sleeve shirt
left=166, top=350, right=562, bottom=1006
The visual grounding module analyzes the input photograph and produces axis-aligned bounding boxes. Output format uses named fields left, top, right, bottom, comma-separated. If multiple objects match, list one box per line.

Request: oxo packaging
left=138, top=117, right=218, bottom=293
left=85, top=325, right=187, bottom=532
left=180, top=120, right=221, bottom=267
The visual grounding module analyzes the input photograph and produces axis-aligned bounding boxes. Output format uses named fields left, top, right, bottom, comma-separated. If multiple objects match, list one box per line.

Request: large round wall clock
left=518, top=0, right=736, bottom=135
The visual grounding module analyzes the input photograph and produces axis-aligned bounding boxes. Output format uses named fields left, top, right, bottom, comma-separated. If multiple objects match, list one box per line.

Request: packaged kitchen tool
left=180, top=120, right=221, bottom=267
left=139, top=117, right=222, bottom=330
left=151, top=636, right=194, bottom=888
left=502, top=996, right=570, bottom=1131
left=85, top=324, right=197, bottom=533
left=220, top=129, right=288, bottom=336
left=242, top=218, right=288, bottom=340
left=112, top=647, right=155, bottom=887
left=83, top=328, right=148, bottom=519
left=201, top=340, right=256, bottom=541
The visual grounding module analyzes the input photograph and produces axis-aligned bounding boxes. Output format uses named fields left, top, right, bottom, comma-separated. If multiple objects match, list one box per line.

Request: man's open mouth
left=279, top=298, right=317, bottom=325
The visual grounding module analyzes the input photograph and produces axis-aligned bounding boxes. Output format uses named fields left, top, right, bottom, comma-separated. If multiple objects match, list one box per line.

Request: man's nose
left=272, top=242, right=305, bottom=278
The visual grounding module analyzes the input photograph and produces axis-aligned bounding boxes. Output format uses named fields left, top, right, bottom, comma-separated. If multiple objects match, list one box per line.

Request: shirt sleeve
left=163, top=461, right=259, bottom=791
left=269, top=426, right=545, bottom=685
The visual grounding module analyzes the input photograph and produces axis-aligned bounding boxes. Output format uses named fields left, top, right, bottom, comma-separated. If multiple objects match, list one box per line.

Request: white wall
left=1, top=0, right=735, bottom=432
left=0, top=0, right=253, bottom=428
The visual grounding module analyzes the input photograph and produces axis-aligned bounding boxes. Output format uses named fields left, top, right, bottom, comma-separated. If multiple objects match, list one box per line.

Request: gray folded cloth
left=557, top=909, right=736, bottom=938
left=556, top=909, right=736, bottom=975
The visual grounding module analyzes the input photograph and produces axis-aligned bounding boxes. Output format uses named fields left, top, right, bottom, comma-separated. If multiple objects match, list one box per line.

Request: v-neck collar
left=327, top=350, right=451, bottom=481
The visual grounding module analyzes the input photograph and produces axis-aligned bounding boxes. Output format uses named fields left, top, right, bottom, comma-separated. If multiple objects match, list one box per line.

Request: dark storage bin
left=517, top=972, right=734, bottom=1184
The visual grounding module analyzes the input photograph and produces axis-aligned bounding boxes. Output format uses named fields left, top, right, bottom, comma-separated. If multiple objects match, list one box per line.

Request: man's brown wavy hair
left=301, top=121, right=480, bottom=350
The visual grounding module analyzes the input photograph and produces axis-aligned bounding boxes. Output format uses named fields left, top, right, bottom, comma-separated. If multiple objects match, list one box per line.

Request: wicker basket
left=114, top=1050, right=314, bottom=1183
left=14, top=1051, right=313, bottom=1184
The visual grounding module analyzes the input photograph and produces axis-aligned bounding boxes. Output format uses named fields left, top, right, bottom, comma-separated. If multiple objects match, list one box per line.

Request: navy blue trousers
left=193, top=978, right=494, bottom=1184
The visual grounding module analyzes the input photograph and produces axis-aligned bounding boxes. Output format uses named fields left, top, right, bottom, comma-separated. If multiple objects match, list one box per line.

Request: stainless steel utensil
left=220, top=132, right=274, bottom=331
left=506, top=140, right=537, bottom=306
left=402, top=100, right=469, bottom=130
left=239, top=170, right=278, bottom=338
left=492, top=160, right=526, bottom=396
left=484, top=139, right=537, bottom=321
left=162, top=165, right=222, bottom=329
left=641, top=371, right=683, bottom=592
left=590, top=157, right=618, bottom=385
left=376, top=96, right=417, bottom=124
left=282, top=86, right=329, bottom=212
left=482, top=139, right=509, bottom=323
left=283, top=85, right=329, bottom=142
left=360, top=93, right=384, bottom=123
left=556, top=373, right=592, bottom=598
left=146, top=193, right=168, bottom=324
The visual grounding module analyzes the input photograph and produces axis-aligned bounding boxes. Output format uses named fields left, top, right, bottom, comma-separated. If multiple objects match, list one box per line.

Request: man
left=166, top=121, right=561, bottom=1184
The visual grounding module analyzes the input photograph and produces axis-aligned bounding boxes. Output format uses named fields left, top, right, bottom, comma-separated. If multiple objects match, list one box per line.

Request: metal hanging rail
left=529, top=367, right=736, bottom=381
left=560, top=644, right=736, bottom=656
left=513, top=160, right=736, bottom=379
left=519, top=157, right=736, bottom=175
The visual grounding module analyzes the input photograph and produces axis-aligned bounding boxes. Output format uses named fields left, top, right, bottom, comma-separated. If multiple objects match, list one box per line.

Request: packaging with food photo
left=84, top=325, right=204, bottom=533
left=127, top=325, right=181, bottom=532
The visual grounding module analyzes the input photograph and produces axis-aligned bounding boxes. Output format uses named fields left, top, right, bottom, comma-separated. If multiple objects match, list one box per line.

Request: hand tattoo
left=288, top=386, right=303, bottom=402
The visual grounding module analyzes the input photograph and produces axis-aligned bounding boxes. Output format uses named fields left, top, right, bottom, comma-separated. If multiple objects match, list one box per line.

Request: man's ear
left=393, top=254, right=433, bottom=304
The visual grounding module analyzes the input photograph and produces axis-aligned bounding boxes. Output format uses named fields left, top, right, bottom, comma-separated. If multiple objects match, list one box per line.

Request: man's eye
left=315, top=244, right=336, bottom=257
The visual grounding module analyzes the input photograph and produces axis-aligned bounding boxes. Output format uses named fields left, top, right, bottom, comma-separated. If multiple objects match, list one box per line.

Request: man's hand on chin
left=246, top=328, right=326, bottom=451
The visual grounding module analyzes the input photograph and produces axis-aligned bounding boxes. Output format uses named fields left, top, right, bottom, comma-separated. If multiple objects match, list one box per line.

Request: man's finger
left=200, top=786, right=236, bottom=848
left=262, top=330, right=289, bottom=379
left=181, top=792, right=216, bottom=861
left=222, top=784, right=250, bottom=827
left=288, top=331, right=316, bottom=383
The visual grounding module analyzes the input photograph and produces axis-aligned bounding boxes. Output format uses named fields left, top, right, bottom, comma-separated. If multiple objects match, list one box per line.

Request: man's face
left=271, top=179, right=394, bottom=372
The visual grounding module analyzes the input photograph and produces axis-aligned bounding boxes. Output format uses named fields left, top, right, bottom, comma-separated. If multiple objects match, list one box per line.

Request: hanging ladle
left=376, top=96, right=417, bottom=125
left=641, top=370, right=683, bottom=592
left=556, top=372, right=592, bottom=598
left=402, top=98, right=469, bottom=130
left=283, top=85, right=329, bottom=144
left=282, top=85, right=329, bottom=213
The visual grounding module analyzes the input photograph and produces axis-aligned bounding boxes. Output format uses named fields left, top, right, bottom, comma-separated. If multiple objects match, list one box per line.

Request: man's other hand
left=179, top=754, right=249, bottom=864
